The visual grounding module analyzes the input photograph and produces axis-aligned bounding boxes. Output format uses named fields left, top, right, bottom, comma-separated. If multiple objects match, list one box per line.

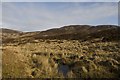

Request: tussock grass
left=2, top=39, right=120, bottom=78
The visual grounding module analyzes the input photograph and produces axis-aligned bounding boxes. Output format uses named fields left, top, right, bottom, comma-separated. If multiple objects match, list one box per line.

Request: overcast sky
left=2, top=2, right=118, bottom=31
left=1, top=0, right=120, bottom=2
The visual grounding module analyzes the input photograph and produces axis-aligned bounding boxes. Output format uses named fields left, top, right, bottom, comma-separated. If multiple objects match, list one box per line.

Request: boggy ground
left=2, top=39, right=120, bottom=78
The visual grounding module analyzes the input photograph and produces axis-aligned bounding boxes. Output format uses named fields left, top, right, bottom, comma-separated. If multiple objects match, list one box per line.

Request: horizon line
left=1, top=24, right=119, bottom=32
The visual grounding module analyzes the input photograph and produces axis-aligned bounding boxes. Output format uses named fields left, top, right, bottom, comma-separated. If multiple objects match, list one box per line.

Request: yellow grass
left=2, top=39, right=120, bottom=78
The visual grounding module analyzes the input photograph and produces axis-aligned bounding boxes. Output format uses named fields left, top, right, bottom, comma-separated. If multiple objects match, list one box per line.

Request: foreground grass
left=2, top=39, right=120, bottom=78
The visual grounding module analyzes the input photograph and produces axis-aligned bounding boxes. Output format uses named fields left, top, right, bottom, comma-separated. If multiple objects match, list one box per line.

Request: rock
left=32, top=54, right=37, bottom=58
left=82, top=66, right=88, bottom=73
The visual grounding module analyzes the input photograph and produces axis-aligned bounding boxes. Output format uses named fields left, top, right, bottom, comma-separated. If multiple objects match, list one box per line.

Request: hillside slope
left=1, top=25, right=120, bottom=43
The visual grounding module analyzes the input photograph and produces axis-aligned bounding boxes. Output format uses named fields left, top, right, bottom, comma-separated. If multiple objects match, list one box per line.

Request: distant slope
left=1, top=28, right=22, bottom=43
left=87, top=26, right=120, bottom=41
left=0, top=28, right=22, bottom=33
left=1, top=25, right=120, bottom=44
left=33, top=25, right=120, bottom=41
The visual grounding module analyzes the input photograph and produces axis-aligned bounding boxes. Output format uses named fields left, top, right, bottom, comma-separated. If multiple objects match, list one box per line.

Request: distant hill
left=0, top=28, right=22, bottom=33
left=33, top=25, right=120, bottom=41
left=0, top=28, right=22, bottom=43
left=1, top=25, right=120, bottom=43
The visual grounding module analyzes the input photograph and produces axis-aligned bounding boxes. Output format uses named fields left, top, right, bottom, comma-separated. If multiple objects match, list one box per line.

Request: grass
left=2, top=49, right=28, bottom=78
left=2, top=39, right=120, bottom=78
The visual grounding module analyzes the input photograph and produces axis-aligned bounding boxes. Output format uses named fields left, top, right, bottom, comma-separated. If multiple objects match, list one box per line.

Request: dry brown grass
left=2, top=39, right=120, bottom=78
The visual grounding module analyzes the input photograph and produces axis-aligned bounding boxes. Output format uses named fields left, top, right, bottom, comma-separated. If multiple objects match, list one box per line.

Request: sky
left=1, top=0, right=120, bottom=2
left=1, top=1, right=119, bottom=32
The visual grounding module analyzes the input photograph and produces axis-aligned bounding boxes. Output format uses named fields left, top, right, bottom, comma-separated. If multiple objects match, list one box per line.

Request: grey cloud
left=2, top=2, right=118, bottom=31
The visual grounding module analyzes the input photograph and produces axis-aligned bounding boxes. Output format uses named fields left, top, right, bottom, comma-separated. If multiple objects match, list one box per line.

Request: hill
left=0, top=28, right=22, bottom=33
left=1, top=25, right=120, bottom=44
left=29, top=25, right=120, bottom=41
left=0, top=28, right=22, bottom=43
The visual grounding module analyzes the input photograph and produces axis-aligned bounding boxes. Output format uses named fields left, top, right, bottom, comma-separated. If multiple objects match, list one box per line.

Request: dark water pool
left=58, top=64, right=70, bottom=77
